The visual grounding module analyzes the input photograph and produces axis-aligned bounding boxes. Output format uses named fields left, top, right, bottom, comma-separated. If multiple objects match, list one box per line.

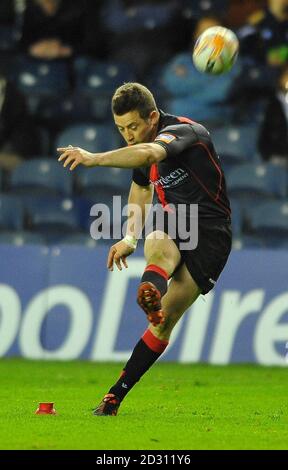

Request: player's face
left=279, top=68, right=288, bottom=91
left=268, top=0, right=288, bottom=17
left=36, top=0, right=61, bottom=15
left=114, top=110, right=159, bottom=146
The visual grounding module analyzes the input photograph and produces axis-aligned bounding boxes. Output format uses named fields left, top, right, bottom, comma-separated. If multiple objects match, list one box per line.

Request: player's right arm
left=107, top=182, right=154, bottom=272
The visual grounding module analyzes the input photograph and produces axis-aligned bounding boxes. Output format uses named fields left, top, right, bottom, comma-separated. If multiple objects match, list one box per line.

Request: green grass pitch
left=0, top=358, right=287, bottom=450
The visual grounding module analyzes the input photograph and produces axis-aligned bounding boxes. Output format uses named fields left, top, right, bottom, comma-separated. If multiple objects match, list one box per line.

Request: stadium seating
left=265, top=238, right=288, bottom=249
left=162, top=52, right=240, bottom=123
left=166, top=96, right=231, bottom=124
left=20, top=194, right=97, bottom=239
left=230, top=98, right=268, bottom=126
left=162, top=52, right=239, bottom=99
left=143, top=63, right=168, bottom=107
left=76, top=166, right=132, bottom=198
left=0, top=231, right=45, bottom=246
left=11, top=56, right=70, bottom=95
left=212, top=124, right=260, bottom=168
left=232, top=235, right=265, bottom=250
left=230, top=198, right=242, bottom=238
left=59, top=233, right=98, bottom=248
left=74, top=57, right=136, bottom=120
left=247, top=201, right=288, bottom=237
left=180, top=0, right=229, bottom=19
left=74, top=57, right=136, bottom=94
left=100, top=0, right=179, bottom=33
left=10, top=158, right=73, bottom=197
left=161, top=53, right=200, bottom=97
left=0, top=194, right=24, bottom=230
left=55, top=123, right=121, bottom=154
left=226, top=163, right=288, bottom=201
left=229, top=62, right=279, bottom=98
left=0, top=25, right=16, bottom=51
left=26, top=197, right=80, bottom=242
left=10, top=56, right=70, bottom=114
left=38, top=94, right=93, bottom=127
left=37, top=127, right=52, bottom=156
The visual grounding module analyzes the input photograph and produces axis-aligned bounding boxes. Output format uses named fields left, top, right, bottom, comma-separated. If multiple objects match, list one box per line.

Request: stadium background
left=0, top=0, right=288, bottom=451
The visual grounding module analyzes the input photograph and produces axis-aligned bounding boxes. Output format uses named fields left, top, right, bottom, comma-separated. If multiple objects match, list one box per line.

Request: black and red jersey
left=132, top=110, right=231, bottom=221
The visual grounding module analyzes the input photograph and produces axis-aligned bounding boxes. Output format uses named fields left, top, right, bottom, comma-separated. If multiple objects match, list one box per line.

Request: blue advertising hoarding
left=0, top=245, right=287, bottom=365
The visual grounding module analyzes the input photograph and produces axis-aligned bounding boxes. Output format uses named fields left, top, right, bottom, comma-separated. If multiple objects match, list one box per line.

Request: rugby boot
left=137, top=281, right=165, bottom=326
left=93, top=393, right=120, bottom=416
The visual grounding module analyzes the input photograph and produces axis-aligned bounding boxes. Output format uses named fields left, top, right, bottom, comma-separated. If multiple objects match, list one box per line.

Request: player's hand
left=57, top=146, right=99, bottom=170
left=107, top=240, right=135, bottom=272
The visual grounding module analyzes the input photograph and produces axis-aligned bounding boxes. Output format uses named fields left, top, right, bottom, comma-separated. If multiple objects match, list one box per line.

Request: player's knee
left=146, top=244, right=169, bottom=262
left=146, top=250, right=175, bottom=276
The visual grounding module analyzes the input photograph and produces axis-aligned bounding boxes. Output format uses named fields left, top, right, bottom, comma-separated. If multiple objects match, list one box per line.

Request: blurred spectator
left=228, top=0, right=288, bottom=113
left=0, top=0, right=16, bottom=26
left=238, top=0, right=288, bottom=68
left=0, top=0, right=26, bottom=28
left=226, top=0, right=266, bottom=29
left=191, top=15, right=221, bottom=48
left=20, top=0, right=85, bottom=60
left=161, top=15, right=241, bottom=123
left=0, top=1, right=26, bottom=72
left=0, top=74, right=41, bottom=170
left=166, top=15, right=221, bottom=81
left=83, top=0, right=109, bottom=59
left=258, top=66, right=288, bottom=165
left=98, top=0, right=188, bottom=79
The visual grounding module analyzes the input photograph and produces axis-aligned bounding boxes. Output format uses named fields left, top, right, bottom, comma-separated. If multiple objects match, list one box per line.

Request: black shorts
left=146, top=208, right=232, bottom=295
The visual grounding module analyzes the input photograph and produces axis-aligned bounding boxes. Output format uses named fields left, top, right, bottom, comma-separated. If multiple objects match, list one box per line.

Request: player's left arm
left=57, top=143, right=167, bottom=171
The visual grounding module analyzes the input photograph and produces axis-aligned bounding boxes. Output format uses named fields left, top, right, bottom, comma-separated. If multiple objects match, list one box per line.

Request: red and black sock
left=141, top=264, right=169, bottom=298
left=108, top=329, right=168, bottom=401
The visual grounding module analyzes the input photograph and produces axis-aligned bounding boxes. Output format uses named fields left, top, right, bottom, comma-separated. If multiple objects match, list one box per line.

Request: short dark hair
left=112, top=83, right=157, bottom=120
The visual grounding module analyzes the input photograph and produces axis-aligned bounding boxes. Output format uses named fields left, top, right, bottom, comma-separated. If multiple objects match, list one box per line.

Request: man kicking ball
left=58, top=83, right=232, bottom=416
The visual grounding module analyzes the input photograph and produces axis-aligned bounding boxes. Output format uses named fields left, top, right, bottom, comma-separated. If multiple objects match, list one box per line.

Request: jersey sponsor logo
left=155, top=133, right=176, bottom=144
left=150, top=168, right=189, bottom=189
